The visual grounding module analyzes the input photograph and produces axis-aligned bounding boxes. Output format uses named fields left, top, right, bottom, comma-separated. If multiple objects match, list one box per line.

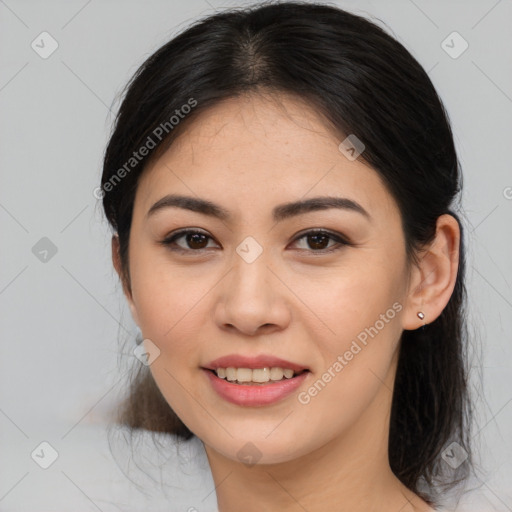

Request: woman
left=100, top=2, right=473, bottom=510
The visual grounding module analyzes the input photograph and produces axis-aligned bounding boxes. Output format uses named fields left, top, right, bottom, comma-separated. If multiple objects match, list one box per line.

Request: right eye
left=160, top=229, right=220, bottom=253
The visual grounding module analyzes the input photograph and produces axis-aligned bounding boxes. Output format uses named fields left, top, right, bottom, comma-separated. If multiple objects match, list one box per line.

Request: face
left=120, top=92, right=414, bottom=465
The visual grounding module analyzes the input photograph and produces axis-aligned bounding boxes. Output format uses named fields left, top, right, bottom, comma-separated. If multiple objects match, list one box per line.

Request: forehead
left=134, top=93, right=399, bottom=224
left=162, top=92, right=342, bottom=164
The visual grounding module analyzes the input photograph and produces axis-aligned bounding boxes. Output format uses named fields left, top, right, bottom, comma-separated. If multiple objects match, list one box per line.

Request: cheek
left=129, top=250, right=213, bottom=341
left=294, top=263, right=406, bottom=418
left=295, top=260, right=404, bottom=346
left=130, top=272, right=209, bottom=428
left=295, top=276, right=404, bottom=433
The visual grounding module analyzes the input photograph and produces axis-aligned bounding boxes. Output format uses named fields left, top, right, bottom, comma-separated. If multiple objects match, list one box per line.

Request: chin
left=200, top=428, right=314, bottom=467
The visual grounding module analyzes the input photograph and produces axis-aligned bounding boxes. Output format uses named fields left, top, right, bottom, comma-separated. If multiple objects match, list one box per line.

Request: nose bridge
left=230, top=238, right=273, bottom=300
left=215, top=236, right=289, bottom=335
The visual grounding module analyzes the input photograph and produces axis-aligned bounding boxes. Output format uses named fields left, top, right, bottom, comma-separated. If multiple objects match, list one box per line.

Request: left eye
left=160, top=229, right=350, bottom=253
left=292, top=230, right=349, bottom=252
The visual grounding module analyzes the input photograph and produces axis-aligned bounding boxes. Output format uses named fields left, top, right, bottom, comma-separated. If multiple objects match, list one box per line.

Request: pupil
left=188, top=233, right=207, bottom=249
left=309, top=234, right=328, bottom=250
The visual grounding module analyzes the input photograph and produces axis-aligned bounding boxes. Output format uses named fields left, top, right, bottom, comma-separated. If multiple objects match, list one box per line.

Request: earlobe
left=402, top=214, right=460, bottom=331
left=111, top=234, right=140, bottom=326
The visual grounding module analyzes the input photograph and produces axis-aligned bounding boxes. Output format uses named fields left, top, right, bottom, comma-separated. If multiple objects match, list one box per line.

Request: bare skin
left=113, top=92, right=459, bottom=512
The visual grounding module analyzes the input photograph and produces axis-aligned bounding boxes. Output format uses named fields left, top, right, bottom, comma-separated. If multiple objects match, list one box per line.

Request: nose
left=214, top=251, right=291, bottom=337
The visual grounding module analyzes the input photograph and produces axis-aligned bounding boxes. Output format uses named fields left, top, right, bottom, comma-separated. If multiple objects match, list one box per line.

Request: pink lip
left=203, top=354, right=309, bottom=373
left=202, top=368, right=309, bottom=407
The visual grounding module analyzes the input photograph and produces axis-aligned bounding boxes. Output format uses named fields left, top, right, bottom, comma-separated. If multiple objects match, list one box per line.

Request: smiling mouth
left=204, top=367, right=310, bottom=385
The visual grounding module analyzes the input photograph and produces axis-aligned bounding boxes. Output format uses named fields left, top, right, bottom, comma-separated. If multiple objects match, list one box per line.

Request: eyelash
left=159, top=228, right=352, bottom=255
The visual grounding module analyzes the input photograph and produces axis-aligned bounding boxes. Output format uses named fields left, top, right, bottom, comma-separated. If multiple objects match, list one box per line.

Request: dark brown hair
left=100, top=1, right=473, bottom=506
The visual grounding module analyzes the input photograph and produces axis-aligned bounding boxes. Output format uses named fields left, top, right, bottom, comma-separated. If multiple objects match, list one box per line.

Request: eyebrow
left=146, top=194, right=371, bottom=222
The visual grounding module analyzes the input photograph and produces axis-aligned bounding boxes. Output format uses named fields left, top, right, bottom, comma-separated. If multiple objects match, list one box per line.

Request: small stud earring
left=417, top=311, right=425, bottom=320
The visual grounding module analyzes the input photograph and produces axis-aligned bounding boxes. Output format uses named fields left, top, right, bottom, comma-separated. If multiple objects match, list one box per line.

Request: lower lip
left=202, top=368, right=309, bottom=407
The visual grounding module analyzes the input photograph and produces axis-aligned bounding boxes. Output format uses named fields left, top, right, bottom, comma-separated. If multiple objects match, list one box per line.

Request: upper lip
left=203, top=354, right=309, bottom=373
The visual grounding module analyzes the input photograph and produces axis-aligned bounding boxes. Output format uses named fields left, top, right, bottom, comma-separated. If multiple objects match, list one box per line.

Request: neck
left=203, top=376, right=433, bottom=512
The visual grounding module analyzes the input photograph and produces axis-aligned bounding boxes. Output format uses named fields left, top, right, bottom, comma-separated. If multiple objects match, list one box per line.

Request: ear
left=111, top=234, right=140, bottom=326
left=402, top=214, right=460, bottom=330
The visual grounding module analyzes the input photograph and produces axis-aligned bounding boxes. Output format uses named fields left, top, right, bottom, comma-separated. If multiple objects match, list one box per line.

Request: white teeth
left=252, top=368, right=270, bottom=382
left=236, top=368, right=253, bottom=382
left=225, top=367, right=237, bottom=381
left=270, top=367, right=284, bottom=380
left=214, top=366, right=301, bottom=384
left=283, top=368, right=294, bottom=379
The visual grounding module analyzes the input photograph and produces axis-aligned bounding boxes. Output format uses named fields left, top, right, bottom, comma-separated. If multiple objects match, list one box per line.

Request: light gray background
left=1, top=0, right=511, bottom=510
